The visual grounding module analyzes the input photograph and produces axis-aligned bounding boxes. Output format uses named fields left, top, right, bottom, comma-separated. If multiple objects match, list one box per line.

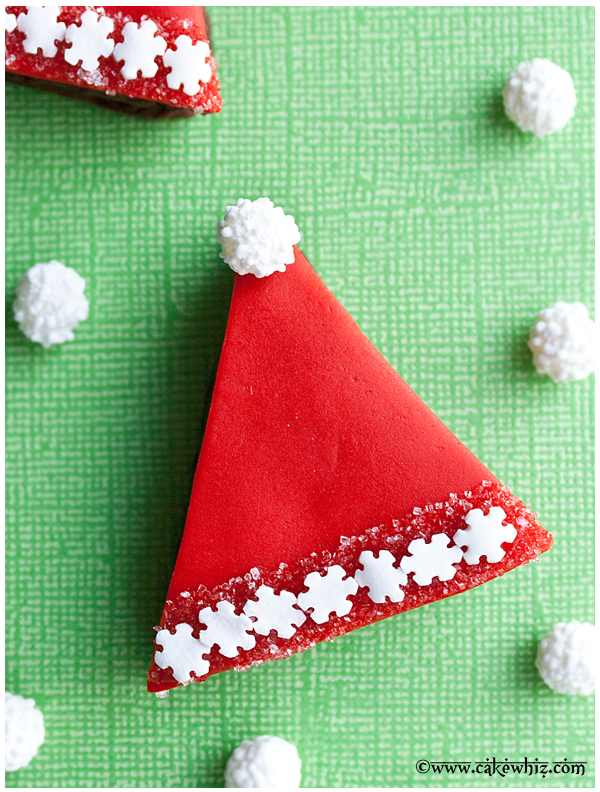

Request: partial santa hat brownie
left=5, top=6, right=221, bottom=118
left=147, top=199, right=553, bottom=694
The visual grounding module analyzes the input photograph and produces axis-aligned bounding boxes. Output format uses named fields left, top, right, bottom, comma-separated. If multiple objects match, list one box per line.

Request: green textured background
left=5, top=5, right=594, bottom=788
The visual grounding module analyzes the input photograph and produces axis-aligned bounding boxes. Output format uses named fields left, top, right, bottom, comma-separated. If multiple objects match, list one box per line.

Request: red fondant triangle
left=148, top=248, right=552, bottom=692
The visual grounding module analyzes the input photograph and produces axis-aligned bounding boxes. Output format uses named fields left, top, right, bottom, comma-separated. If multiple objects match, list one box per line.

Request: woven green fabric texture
left=5, top=6, right=594, bottom=788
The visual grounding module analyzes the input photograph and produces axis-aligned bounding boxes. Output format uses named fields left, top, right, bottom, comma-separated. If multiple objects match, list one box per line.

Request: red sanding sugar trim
left=5, top=6, right=221, bottom=114
left=148, top=481, right=552, bottom=692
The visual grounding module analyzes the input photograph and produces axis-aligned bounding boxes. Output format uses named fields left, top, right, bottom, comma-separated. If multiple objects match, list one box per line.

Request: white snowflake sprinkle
left=5, top=11, right=17, bottom=32
left=243, top=585, right=306, bottom=639
left=297, top=565, right=358, bottom=624
left=453, top=506, right=517, bottom=565
left=199, top=600, right=256, bottom=658
left=400, top=534, right=463, bottom=586
left=355, top=550, right=407, bottom=604
left=163, top=34, right=211, bottom=96
left=17, top=6, right=66, bottom=58
left=154, top=623, right=210, bottom=684
left=64, top=8, right=114, bottom=72
left=112, top=19, right=167, bottom=80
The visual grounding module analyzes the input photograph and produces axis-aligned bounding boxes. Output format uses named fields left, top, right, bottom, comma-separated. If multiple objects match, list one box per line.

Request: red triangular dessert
left=5, top=6, right=220, bottom=117
left=148, top=203, right=552, bottom=693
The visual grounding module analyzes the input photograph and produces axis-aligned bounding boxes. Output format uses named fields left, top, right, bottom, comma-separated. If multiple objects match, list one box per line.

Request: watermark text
left=415, top=757, right=586, bottom=779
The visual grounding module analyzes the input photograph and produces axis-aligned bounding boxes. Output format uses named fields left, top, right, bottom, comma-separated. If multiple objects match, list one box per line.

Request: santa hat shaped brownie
left=5, top=6, right=221, bottom=117
left=148, top=199, right=553, bottom=693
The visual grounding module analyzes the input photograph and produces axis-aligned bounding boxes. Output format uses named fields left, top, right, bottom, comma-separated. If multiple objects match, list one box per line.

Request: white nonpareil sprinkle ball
left=5, top=691, right=46, bottom=772
left=502, top=58, right=576, bottom=137
left=217, top=198, right=301, bottom=278
left=528, top=301, right=595, bottom=383
left=225, top=735, right=302, bottom=788
left=535, top=621, right=596, bottom=696
left=13, top=260, right=89, bottom=348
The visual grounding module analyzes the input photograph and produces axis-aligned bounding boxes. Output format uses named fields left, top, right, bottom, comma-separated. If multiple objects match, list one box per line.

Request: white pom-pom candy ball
left=503, top=58, right=576, bottom=137
left=5, top=691, right=45, bottom=772
left=13, top=260, right=89, bottom=348
left=225, top=734, right=302, bottom=788
left=536, top=621, right=596, bottom=696
left=528, top=301, right=595, bottom=383
left=217, top=198, right=301, bottom=278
